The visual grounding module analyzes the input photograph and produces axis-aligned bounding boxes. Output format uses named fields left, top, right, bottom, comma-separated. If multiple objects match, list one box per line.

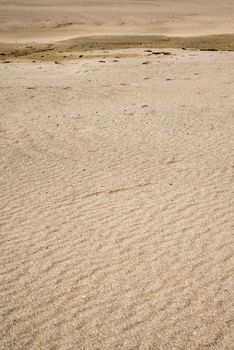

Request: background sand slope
left=1, top=0, right=234, bottom=43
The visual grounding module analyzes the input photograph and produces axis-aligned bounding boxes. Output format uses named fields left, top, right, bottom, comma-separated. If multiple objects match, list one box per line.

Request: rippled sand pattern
left=0, top=50, right=234, bottom=349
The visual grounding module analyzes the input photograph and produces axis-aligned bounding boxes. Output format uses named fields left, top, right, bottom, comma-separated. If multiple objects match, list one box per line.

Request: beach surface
left=1, top=0, right=234, bottom=42
left=0, top=1, right=234, bottom=350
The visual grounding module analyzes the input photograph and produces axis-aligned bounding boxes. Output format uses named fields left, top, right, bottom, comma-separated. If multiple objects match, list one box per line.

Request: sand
left=0, top=1, right=234, bottom=350
left=1, top=0, right=234, bottom=42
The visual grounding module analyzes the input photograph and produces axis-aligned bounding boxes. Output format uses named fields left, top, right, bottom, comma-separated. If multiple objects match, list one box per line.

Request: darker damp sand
left=0, top=34, right=234, bottom=62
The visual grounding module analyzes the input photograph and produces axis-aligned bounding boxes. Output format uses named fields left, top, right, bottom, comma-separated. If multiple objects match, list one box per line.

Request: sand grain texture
left=1, top=49, right=234, bottom=349
left=0, top=1, right=234, bottom=349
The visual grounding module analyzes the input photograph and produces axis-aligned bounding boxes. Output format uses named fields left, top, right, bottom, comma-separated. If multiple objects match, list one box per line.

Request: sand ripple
left=0, top=49, right=234, bottom=349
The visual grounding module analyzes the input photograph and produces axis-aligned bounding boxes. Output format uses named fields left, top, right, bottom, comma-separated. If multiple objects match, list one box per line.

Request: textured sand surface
left=1, top=1, right=234, bottom=349
left=1, top=49, right=234, bottom=349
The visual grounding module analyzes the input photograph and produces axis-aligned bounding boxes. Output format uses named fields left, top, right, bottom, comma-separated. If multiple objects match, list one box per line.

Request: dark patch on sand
left=0, top=34, right=234, bottom=62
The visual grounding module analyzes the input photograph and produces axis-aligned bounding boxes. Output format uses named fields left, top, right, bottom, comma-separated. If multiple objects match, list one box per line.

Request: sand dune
left=1, top=1, right=234, bottom=349
left=1, top=48, right=234, bottom=349
left=1, top=0, right=234, bottom=43
left=1, top=0, right=234, bottom=62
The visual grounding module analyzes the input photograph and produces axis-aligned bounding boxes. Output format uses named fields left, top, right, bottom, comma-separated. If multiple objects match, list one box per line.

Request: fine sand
left=1, top=0, right=234, bottom=42
left=0, top=1, right=234, bottom=350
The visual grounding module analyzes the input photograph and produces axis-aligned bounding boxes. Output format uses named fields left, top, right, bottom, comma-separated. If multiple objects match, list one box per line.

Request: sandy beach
left=0, top=1, right=234, bottom=350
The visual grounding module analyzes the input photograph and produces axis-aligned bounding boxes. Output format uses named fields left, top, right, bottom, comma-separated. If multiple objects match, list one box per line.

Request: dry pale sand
left=1, top=48, right=234, bottom=350
left=1, top=0, right=234, bottom=42
left=1, top=1, right=234, bottom=350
